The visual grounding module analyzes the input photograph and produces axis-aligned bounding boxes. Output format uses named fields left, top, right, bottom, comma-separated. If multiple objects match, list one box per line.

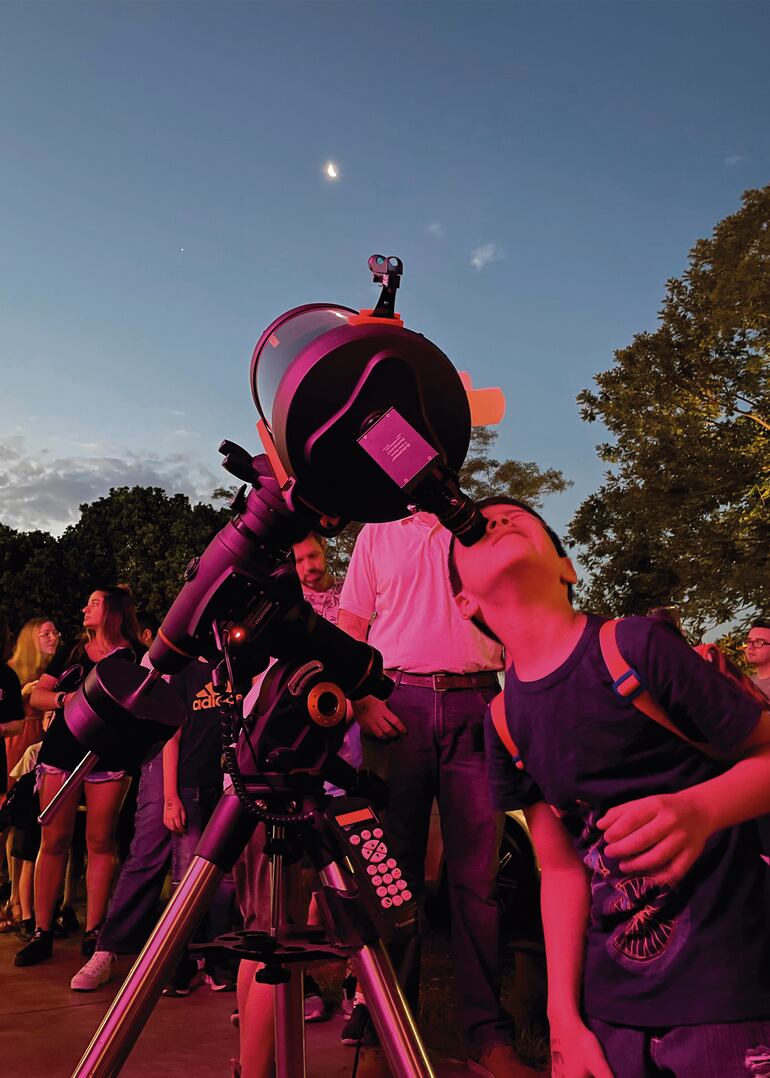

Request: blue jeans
left=99, top=757, right=233, bottom=955
left=587, top=1016, right=770, bottom=1077
left=362, top=682, right=511, bottom=1057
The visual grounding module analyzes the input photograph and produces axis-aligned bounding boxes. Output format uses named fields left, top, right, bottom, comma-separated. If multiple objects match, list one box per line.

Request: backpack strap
left=490, top=692, right=525, bottom=770
left=599, top=618, right=715, bottom=755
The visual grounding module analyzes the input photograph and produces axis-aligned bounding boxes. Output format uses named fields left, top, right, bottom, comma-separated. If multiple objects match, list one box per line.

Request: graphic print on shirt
left=578, top=809, right=690, bottom=972
left=192, top=682, right=243, bottom=711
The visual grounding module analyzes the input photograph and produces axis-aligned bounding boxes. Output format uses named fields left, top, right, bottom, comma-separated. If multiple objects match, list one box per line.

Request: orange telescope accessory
left=458, top=372, right=506, bottom=426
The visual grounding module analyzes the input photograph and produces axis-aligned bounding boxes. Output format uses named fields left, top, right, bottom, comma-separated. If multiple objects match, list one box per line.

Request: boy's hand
left=550, top=1022, right=614, bottom=1078
left=163, top=794, right=186, bottom=834
left=353, top=698, right=407, bottom=740
left=597, top=790, right=710, bottom=883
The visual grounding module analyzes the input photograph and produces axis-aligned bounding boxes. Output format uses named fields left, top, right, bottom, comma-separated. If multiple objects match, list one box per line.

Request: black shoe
left=57, top=905, right=80, bottom=935
left=15, top=928, right=53, bottom=967
left=17, top=917, right=35, bottom=942
left=162, top=956, right=203, bottom=997
left=341, top=1003, right=378, bottom=1047
left=81, top=927, right=101, bottom=958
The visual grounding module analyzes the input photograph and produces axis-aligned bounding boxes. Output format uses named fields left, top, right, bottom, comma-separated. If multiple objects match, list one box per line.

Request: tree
left=569, top=186, right=770, bottom=634
left=326, top=427, right=571, bottom=578
left=0, top=488, right=229, bottom=642
left=55, top=487, right=228, bottom=637
left=0, top=524, right=64, bottom=633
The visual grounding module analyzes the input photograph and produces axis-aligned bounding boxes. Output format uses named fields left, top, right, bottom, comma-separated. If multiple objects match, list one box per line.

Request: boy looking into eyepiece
left=448, top=497, right=770, bottom=1078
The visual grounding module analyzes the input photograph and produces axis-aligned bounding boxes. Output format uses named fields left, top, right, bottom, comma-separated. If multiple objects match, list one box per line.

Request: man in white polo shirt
left=338, top=511, right=522, bottom=1078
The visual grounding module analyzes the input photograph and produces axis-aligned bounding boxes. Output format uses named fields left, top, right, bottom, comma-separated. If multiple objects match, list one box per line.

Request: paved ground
left=0, top=929, right=481, bottom=1077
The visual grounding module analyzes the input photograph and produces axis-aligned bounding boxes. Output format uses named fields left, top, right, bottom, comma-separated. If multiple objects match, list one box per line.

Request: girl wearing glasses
left=1, top=619, right=61, bottom=933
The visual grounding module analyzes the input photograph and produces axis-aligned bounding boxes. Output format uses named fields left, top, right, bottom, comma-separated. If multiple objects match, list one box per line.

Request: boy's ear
left=454, top=590, right=481, bottom=622
left=560, top=556, right=578, bottom=587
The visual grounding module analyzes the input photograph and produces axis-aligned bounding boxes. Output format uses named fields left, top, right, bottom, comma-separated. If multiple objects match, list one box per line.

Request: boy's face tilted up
left=452, top=502, right=576, bottom=624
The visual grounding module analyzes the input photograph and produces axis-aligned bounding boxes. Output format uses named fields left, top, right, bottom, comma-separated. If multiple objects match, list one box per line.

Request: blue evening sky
left=1, top=1, right=768, bottom=542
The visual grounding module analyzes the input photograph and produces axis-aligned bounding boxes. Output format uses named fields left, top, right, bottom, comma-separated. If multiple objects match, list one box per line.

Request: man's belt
left=385, top=670, right=500, bottom=692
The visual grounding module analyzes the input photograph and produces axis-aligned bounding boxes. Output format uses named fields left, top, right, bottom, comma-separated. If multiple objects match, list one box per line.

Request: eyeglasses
left=744, top=639, right=770, bottom=649
left=38, top=630, right=60, bottom=640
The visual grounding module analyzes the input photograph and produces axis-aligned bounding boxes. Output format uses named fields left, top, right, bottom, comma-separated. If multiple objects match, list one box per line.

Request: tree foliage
left=569, top=186, right=770, bottom=633
left=1, top=488, right=227, bottom=641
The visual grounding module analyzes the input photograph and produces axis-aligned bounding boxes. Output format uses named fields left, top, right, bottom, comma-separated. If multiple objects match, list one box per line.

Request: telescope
left=55, top=255, right=504, bottom=1078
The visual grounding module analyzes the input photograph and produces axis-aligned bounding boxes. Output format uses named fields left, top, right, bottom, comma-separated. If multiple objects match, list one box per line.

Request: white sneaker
left=71, top=949, right=115, bottom=991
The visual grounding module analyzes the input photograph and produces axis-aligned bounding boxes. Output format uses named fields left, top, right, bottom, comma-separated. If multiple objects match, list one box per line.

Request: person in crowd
left=137, top=610, right=160, bottom=650
left=6, top=730, right=48, bottom=939
left=6, top=618, right=60, bottom=778
left=233, top=533, right=352, bottom=1075
left=0, top=614, right=24, bottom=931
left=337, top=512, right=520, bottom=1078
left=1, top=618, right=60, bottom=931
left=70, top=653, right=236, bottom=994
left=15, top=587, right=144, bottom=966
left=746, top=618, right=770, bottom=701
left=449, top=497, right=770, bottom=1078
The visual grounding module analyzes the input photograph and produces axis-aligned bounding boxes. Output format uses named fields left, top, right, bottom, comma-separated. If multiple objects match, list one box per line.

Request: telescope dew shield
left=63, top=654, right=186, bottom=770
left=250, top=304, right=472, bottom=524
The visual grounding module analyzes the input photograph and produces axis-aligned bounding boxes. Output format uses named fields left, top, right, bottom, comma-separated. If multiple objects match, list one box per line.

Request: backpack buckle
left=612, top=668, right=646, bottom=701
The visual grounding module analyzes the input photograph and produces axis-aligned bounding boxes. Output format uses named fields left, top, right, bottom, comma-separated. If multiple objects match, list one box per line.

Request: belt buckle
left=432, top=673, right=443, bottom=692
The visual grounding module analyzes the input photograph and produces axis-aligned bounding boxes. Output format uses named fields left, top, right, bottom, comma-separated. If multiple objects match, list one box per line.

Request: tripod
left=71, top=771, right=436, bottom=1078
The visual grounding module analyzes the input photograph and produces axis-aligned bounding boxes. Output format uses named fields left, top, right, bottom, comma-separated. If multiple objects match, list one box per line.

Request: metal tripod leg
left=271, top=838, right=306, bottom=1078
left=321, top=863, right=436, bottom=1078
left=72, top=854, right=222, bottom=1077
left=72, top=792, right=256, bottom=1078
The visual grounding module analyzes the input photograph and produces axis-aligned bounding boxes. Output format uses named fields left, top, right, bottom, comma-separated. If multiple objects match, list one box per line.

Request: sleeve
left=484, top=706, right=544, bottom=812
left=43, top=648, right=70, bottom=681
left=621, top=618, right=765, bottom=755
left=0, top=665, right=24, bottom=725
left=339, top=526, right=377, bottom=621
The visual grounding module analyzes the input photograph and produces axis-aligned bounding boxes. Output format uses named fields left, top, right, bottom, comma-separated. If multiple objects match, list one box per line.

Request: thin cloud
left=470, top=242, right=504, bottom=272
left=0, top=437, right=219, bottom=535
left=427, top=221, right=446, bottom=238
left=724, top=154, right=749, bottom=167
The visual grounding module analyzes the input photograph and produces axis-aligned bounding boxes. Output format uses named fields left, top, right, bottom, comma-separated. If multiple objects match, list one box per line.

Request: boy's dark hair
left=137, top=610, right=161, bottom=638
left=446, top=497, right=573, bottom=642
left=751, top=618, right=770, bottom=631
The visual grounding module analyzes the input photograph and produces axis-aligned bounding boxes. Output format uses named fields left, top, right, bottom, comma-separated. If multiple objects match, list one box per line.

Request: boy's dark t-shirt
left=167, top=661, right=234, bottom=788
left=486, top=614, right=770, bottom=1027
left=0, top=663, right=24, bottom=793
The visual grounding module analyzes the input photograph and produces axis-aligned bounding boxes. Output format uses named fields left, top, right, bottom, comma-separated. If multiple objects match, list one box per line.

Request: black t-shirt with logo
left=168, top=661, right=241, bottom=788
left=486, top=614, right=770, bottom=1028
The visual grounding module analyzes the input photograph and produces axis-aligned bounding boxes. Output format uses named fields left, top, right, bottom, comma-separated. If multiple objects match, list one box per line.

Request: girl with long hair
left=6, top=618, right=60, bottom=776
left=16, top=587, right=144, bottom=966
left=1, top=618, right=59, bottom=933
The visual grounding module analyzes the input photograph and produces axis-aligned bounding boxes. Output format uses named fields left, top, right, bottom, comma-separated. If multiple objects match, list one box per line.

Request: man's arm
left=337, top=608, right=407, bottom=740
left=162, top=729, right=186, bottom=834
left=524, top=802, right=612, bottom=1078
left=336, top=610, right=369, bottom=643
left=600, top=710, right=770, bottom=882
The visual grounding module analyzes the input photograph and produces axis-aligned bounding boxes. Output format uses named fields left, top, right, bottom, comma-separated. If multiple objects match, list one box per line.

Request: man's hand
left=550, top=1023, right=614, bottom=1078
left=354, top=697, right=407, bottom=740
left=597, top=789, right=711, bottom=884
left=163, top=794, right=186, bottom=834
